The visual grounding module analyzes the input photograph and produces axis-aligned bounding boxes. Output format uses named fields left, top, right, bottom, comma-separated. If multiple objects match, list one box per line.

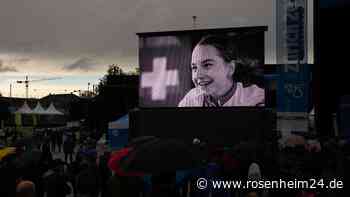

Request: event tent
left=108, top=114, right=129, bottom=149
left=45, top=103, right=64, bottom=115
left=15, top=102, right=33, bottom=114
left=32, top=102, right=46, bottom=114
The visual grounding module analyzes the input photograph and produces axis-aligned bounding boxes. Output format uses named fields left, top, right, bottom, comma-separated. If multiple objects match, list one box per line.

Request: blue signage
left=287, top=6, right=305, bottom=62
left=109, top=129, right=128, bottom=149
left=277, top=64, right=312, bottom=112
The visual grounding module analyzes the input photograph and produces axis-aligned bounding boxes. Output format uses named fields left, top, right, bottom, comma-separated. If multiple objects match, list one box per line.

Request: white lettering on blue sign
left=284, top=83, right=304, bottom=99
left=284, top=64, right=300, bottom=73
left=286, top=5, right=305, bottom=62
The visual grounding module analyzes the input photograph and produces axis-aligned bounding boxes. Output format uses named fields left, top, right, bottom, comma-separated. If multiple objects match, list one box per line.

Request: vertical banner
left=277, top=0, right=308, bottom=64
left=277, top=64, right=312, bottom=113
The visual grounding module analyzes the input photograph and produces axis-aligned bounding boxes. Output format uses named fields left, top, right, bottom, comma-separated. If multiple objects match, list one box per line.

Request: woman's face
left=191, top=44, right=234, bottom=98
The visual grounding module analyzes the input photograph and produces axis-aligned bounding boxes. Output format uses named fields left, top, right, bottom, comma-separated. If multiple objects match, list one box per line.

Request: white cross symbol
left=141, top=57, right=179, bottom=101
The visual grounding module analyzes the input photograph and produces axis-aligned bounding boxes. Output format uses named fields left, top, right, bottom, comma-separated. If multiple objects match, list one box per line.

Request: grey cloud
left=18, top=58, right=30, bottom=63
left=10, top=58, right=31, bottom=64
left=0, top=0, right=272, bottom=64
left=64, top=57, right=98, bottom=71
left=0, top=59, right=18, bottom=72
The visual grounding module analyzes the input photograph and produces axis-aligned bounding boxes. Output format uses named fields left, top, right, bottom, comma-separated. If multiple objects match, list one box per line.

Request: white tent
left=45, top=102, right=64, bottom=115
left=108, top=115, right=128, bottom=130
left=32, top=102, right=47, bottom=114
left=15, top=101, right=33, bottom=114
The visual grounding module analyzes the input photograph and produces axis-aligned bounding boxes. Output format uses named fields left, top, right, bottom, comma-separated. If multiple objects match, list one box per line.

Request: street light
left=9, top=83, right=12, bottom=97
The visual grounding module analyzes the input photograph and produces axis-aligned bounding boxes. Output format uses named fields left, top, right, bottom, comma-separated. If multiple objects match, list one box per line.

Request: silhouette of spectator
left=43, top=159, right=71, bottom=197
left=63, top=137, right=75, bottom=164
left=56, top=130, right=63, bottom=153
left=50, top=130, right=57, bottom=152
left=75, top=158, right=100, bottom=197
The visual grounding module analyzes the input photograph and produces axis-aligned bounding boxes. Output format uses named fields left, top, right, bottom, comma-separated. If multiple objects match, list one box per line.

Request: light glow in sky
left=0, top=0, right=278, bottom=98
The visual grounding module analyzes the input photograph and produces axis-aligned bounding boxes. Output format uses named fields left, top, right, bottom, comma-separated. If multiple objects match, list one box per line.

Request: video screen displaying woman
left=178, top=35, right=264, bottom=107
left=139, top=27, right=266, bottom=108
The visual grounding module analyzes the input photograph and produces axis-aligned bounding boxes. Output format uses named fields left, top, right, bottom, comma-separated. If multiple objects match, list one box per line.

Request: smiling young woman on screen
left=178, top=35, right=265, bottom=107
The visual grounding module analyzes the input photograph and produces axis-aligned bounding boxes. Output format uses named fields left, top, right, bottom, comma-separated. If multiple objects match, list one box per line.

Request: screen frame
left=137, top=26, right=268, bottom=109
left=129, top=106, right=276, bottom=145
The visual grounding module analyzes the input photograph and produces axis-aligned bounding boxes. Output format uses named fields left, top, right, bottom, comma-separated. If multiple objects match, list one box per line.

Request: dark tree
left=97, top=64, right=126, bottom=94
left=86, top=64, right=139, bottom=137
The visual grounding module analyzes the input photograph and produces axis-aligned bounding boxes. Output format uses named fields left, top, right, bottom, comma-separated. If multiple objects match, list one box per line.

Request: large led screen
left=139, top=27, right=267, bottom=107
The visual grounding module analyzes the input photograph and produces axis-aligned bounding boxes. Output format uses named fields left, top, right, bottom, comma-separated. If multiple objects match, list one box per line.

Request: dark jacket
left=107, top=175, right=143, bottom=197
left=63, top=138, right=74, bottom=154
left=75, top=164, right=100, bottom=195
left=44, top=170, right=71, bottom=197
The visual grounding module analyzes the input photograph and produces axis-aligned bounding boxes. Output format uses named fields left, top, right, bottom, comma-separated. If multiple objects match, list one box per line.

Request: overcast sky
left=0, top=0, right=275, bottom=98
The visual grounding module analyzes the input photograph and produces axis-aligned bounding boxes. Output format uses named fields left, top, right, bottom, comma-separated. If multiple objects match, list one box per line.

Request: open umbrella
left=128, top=136, right=158, bottom=148
left=119, top=138, right=204, bottom=174
left=108, top=147, right=145, bottom=177
left=108, top=136, right=160, bottom=176
left=0, top=147, right=16, bottom=161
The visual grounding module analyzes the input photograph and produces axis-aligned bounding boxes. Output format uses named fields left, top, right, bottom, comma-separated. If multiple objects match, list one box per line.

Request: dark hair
left=234, top=58, right=264, bottom=87
left=196, top=35, right=264, bottom=87
left=196, top=35, right=238, bottom=63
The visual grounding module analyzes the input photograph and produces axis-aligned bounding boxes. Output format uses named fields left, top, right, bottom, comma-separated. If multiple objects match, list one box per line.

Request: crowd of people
left=1, top=127, right=349, bottom=197
left=0, top=128, right=110, bottom=197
